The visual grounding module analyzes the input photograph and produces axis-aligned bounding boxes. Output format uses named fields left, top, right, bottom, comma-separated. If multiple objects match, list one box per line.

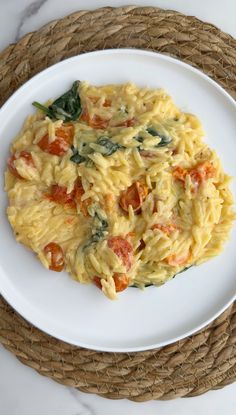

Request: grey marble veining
left=15, top=0, right=48, bottom=41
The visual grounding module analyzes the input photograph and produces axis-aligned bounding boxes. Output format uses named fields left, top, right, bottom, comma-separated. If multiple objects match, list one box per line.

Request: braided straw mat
left=0, top=6, right=236, bottom=401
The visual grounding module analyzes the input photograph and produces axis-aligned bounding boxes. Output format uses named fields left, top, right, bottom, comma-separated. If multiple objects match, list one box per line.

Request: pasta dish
left=5, top=81, right=235, bottom=299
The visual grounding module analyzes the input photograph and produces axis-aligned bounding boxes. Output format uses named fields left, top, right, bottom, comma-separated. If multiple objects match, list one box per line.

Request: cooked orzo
left=5, top=81, right=235, bottom=299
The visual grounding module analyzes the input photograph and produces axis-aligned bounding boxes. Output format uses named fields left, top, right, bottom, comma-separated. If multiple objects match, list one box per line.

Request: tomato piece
left=48, top=185, right=75, bottom=208
left=93, top=276, right=102, bottom=290
left=113, top=273, right=129, bottom=292
left=166, top=251, right=190, bottom=266
left=8, top=151, right=35, bottom=179
left=190, top=161, right=215, bottom=187
left=151, top=223, right=177, bottom=236
left=103, top=99, right=111, bottom=107
left=38, top=124, right=74, bottom=156
left=74, top=178, right=91, bottom=216
left=108, top=236, right=133, bottom=270
left=89, top=114, right=110, bottom=129
left=44, top=242, right=64, bottom=272
left=173, top=162, right=215, bottom=189
left=80, top=106, right=90, bottom=123
left=173, top=166, right=187, bottom=183
left=115, top=118, right=135, bottom=128
left=119, top=181, right=149, bottom=213
left=80, top=106, right=110, bottom=129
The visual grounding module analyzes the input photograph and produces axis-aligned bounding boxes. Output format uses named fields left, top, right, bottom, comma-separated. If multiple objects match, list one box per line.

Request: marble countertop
left=0, top=1, right=236, bottom=414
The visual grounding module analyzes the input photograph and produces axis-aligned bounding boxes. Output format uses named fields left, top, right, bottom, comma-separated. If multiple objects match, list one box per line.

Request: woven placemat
left=0, top=6, right=236, bottom=401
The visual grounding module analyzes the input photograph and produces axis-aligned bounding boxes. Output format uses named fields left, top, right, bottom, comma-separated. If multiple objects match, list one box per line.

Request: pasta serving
left=5, top=81, right=235, bottom=299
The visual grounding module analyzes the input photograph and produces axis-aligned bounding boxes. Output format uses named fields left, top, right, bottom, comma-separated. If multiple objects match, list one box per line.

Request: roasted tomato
left=113, top=273, right=129, bottom=292
left=8, top=151, right=35, bottom=179
left=172, top=166, right=187, bottom=183
left=108, top=236, right=133, bottom=270
left=103, top=99, right=112, bottom=107
left=74, top=178, right=91, bottom=216
left=38, top=124, right=74, bottom=156
left=93, top=276, right=102, bottom=290
left=48, top=185, right=75, bottom=208
left=173, top=162, right=215, bottom=189
left=93, top=273, right=129, bottom=293
left=44, top=242, right=64, bottom=272
left=151, top=223, right=177, bottom=236
left=115, top=118, right=135, bottom=127
left=119, top=181, right=149, bottom=213
left=190, top=161, right=215, bottom=187
left=80, top=106, right=110, bottom=129
left=166, top=251, right=190, bottom=267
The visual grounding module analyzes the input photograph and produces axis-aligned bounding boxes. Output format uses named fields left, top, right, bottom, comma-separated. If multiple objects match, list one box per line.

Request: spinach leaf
left=146, top=127, right=172, bottom=147
left=135, top=136, right=144, bottom=144
left=97, top=137, right=122, bottom=156
left=70, top=145, right=86, bottom=164
left=32, top=80, right=82, bottom=122
left=88, top=213, right=108, bottom=245
left=131, top=265, right=194, bottom=288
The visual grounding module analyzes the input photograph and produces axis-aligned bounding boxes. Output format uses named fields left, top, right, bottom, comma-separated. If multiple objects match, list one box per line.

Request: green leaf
left=97, top=137, right=122, bottom=156
left=146, top=127, right=172, bottom=147
left=70, top=145, right=86, bottom=164
left=32, top=81, right=82, bottom=122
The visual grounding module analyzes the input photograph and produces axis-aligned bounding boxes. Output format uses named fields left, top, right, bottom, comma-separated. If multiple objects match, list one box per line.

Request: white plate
left=0, top=49, right=236, bottom=352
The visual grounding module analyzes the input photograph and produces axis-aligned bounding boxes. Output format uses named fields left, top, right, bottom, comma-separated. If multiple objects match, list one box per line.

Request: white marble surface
left=1, top=0, right=236, bottom=414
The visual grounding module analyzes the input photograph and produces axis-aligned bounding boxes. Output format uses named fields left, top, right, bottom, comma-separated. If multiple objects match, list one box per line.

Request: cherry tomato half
left=108, top=236, right=133, bottom=271
left=8, top=151, right=35, bottom=179
left=44, top=242, right=64, bottom=272
left=38, top=124, right=74, bottom=156
left=119, top=181, right=149, bottom=213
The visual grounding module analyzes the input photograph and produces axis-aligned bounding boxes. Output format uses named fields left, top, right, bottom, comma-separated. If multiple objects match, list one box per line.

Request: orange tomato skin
left=103, top=99, right=111, bottom=107
left=38, top=124, right=74, bottom=156
left=113, top=273, right=129, bottom=292
left=108, top=236, right=133, bottom=271
left=74, top=178, right=91, bottom=216
left=166, top=251, right=190, bottom=267
left=44, top=242, right=64, bottom=272
left=119, top=181, right=149, bottom=214
left=80, top=106, right=110, bottom=129
left=48, top=185, right=75, bottom=208
left=115, top=118, right=135, bottom=128
left=172, top=166, right=187, bottom=183
left=89, top=114, right=110, bottom=129
left=93, top=276, right=102, bottom=290
left=151, top=223, right=177, bottom=236
left=93, top=273, right=129, bottom=293
left=173, top=162, right=215, bottom=189
left=190, top=161, right=216, bottom=187
left=8, top=151, right=35, bottom=179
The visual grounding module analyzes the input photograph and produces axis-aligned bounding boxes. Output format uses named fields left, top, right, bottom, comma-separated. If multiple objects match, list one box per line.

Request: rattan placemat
left=0, top=6, right=236, bottom=401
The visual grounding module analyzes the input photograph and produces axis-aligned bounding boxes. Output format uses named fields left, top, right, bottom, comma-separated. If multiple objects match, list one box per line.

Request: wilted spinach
left=85, top=213, right=108, bottom=247
left=32, top=80, right=82, bottom=122
left=97, top=137, right=122, bottom=156
left=70, top=145, right=86, bottom=164
left=146, top=127, right=172, bottom=147
left=131, top=265, right=194, bottom=288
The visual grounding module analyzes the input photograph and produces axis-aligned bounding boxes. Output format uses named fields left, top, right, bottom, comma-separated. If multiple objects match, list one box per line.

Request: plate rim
left=0, top=48, right=236, bottom=352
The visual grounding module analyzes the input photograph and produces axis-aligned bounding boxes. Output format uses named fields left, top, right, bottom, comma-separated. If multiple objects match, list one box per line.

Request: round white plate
left=0, top=49, right=236, bottom=352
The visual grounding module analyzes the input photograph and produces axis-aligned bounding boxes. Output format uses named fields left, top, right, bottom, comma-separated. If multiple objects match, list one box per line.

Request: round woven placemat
left=0, top=6, right=236, bottom=401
